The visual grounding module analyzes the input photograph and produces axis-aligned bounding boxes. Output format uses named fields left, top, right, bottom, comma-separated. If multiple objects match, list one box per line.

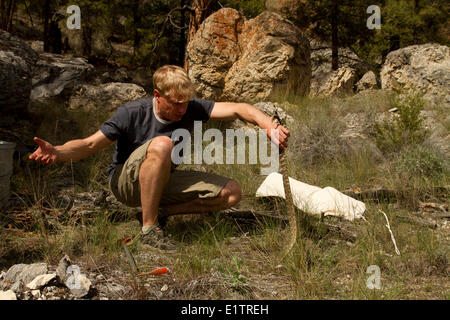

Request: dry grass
left=1, top=90, right=448, bottom=300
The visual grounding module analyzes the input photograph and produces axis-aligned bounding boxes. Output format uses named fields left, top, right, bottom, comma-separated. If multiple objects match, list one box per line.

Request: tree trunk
left=132, top=0, right=141, bottom=57
left=178, top=0, right=187, bottom=65
left=0, top=0, right=6, bottom=29
left=43, top=0, right=51, bottom=52
left=331, top=1, right=339, bottom=70
left=6, top=0, right=15, bottom=32
left=185, top=0, right=217, bottom=70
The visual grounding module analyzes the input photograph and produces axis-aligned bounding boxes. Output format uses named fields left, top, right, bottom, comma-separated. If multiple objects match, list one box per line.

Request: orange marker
left=138, top=267, right=169, bottom=277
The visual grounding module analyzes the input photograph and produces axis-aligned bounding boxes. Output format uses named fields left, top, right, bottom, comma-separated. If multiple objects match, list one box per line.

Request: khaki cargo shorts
left=109, top=138, right=231, bottom=207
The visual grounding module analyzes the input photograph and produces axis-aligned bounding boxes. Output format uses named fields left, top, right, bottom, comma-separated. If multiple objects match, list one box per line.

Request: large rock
left=68, top=82, right=148, bottom=113
left=315, top=66, right=357, bottom=97
left=356, top=71, right=378, bottom=92
left=310, top=40, right=367, bottom=97
left=0, top=30, right=38, bottom=115
left=187, top=8, right=244, bottom=100
left=31, top=53, right=94, bottom=101
left=380, top=43, right=450, bottom=106
left=5, top=263, right=48, bottom=285
left=187, top=8, right=310, bottom=103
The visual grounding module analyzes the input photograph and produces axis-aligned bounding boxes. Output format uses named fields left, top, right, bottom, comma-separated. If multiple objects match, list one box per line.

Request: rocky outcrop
left=356, top=71, right=378, bottom=92
left=309, top=40, right=367, bottom=97
left=187, top=8, right=244, bottom=100
left=68, top=82, right=148, bottom=113
left=315, top=66, right=358, bottom=97
left=0, top=30, right=38, bottom=115
left=31, top=53, right=94, bottom=101
left=187, top=8, right=311, bottom=103
left=380, top=43, right=450, bottom=106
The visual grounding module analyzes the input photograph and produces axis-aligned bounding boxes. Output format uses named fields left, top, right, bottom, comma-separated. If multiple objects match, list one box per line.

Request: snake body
left=273, top=113, right=297, bottom=257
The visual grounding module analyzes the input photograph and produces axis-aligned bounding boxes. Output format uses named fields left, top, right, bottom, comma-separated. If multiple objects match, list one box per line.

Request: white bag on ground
left=255, top=172, right=365, bottom=221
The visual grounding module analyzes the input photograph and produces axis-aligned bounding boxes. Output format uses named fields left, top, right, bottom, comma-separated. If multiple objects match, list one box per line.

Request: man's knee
left=146, top=136, right=173, bottom=160
left=220, top=180, right=242, bottom=207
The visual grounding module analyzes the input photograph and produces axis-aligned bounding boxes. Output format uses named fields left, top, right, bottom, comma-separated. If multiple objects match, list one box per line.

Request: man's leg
left=138, top=136, right=242, bottom=225
left=138, top=136, right=173, bottom=227
left=162, top=180, right=242, bottom=215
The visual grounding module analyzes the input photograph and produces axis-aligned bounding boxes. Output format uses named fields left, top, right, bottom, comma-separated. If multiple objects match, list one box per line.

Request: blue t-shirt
left=100, top=97, right=215, bottom=175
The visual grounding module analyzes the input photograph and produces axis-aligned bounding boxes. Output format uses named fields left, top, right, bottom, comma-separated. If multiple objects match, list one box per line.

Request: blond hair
left=153, top=65, right=195, bottom=102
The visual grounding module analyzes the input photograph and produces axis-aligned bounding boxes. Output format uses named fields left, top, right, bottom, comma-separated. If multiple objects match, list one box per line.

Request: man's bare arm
left=29, top=130, right=114, bottom=165
left=210, top=102, right=290, bottom=149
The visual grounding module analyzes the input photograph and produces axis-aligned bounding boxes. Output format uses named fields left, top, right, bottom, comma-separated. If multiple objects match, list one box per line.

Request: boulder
left=4, top=263, right=48, bottom=285
left=230, top=101, right=294, bottom=129
left=315, top=66, right=357, bottom=97
left=380, top=43, right=450, bottom=106
left=187, top=8, right=244, bottom=100
left=0, top=30, right=38, bottom=116
left=187, top=8, right=310, bottom=103
left=68, top=82, right=148, bottom=113
left=310, top=40, right=367, bottom=97
left=31, top=53, right=94, bottom=101
left=356, top=71, right=378, bottom=92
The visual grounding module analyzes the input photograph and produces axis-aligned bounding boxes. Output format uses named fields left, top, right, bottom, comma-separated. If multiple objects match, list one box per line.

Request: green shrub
left=394, top=145, right=445, bottom=179
left=374, top=93, right=428, bottom=154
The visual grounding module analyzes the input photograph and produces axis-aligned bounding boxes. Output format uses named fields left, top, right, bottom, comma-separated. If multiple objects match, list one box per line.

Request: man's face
left=154, top=89, right=189, bottom=122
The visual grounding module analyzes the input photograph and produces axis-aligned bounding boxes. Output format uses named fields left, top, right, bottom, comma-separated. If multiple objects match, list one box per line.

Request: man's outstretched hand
left=29, top=137, right=57, bottom=165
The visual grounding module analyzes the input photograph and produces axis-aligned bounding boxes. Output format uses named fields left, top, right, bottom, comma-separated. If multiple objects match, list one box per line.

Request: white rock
left=66, top=273, right=92, bottom=298
left=0, top=290, right=17, bottom=300
left=31, top=289, right=40, bottom=299
left=161, top=284, right=168, bottom=292
left=381, top=43, right=450, bottom=105
left=26, top=273, right=57, bottom=290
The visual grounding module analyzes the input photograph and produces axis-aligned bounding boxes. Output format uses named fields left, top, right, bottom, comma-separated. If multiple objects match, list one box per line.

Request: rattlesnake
left=272, top=112, right=297, bottom=258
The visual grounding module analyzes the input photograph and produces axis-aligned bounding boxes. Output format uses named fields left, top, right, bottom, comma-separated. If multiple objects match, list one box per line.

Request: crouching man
left=29, top=65, right=289, bottom=250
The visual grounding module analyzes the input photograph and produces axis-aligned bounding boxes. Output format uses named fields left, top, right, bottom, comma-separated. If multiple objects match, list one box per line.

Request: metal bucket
left=0, top=141, right=16, bottom=209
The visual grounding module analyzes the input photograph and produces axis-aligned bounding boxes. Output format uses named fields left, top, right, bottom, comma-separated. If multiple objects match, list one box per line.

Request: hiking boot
left=140, top=224, right=179, bottom=251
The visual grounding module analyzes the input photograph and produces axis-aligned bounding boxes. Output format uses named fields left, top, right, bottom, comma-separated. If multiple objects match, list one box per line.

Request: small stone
left=31, top=289, right=41, bottom=299
left=56, top=255, right=71, bottom=283
left=0, top=290, right=17, bottom=300
left=161, top=284, right=168, bottom=292
left=10, top=280, right=24, bottom=294
left=26, top=273, right=57, bottom=290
